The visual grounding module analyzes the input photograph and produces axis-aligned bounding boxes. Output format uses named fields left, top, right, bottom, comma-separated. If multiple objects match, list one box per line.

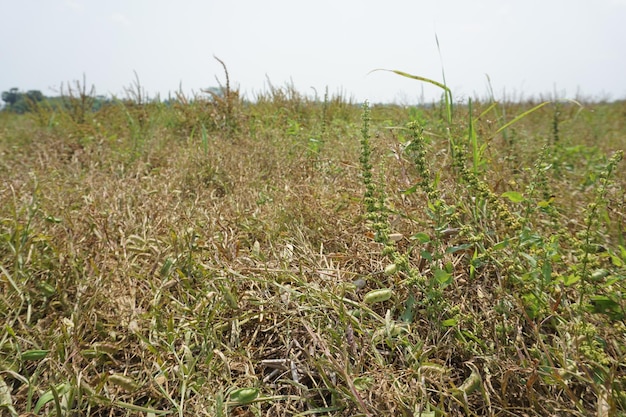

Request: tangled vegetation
left=1, top=71, right=625, bottom=416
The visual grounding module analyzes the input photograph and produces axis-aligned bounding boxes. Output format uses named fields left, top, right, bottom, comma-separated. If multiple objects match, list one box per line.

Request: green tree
left=1, top=87, right=20, bottom=107
left=1, top=88, right=46, bottom=113
left=26, top=90, right=44, bottom=103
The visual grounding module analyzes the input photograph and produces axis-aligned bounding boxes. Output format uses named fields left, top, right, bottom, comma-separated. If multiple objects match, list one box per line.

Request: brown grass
left=0, top=89, right=625, bottom=416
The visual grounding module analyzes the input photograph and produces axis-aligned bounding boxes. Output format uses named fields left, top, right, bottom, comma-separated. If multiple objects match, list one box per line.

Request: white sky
left=1, top=0, right=625, bottom=103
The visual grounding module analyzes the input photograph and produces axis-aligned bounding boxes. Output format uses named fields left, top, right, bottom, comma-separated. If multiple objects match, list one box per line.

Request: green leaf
left=563, top=274, right=580, bottom=286
left=522, top=293, right=543, bottom=319
left=434, top=268, right=452, bottom=287
left=21, top=349, right=49, bottom=361
left=229, top=388, right=259, bottom=405
left=501, top=191, right=524, bottom=203
left=34, top=384, right=70, bottom=414
left=369, top=69, right=451, bottom=94
left=411, top=232, right=431, bottom=243
left=492, top=239, right=509, bottom=250
left=441, top=318, right=458, bottom=327
left=401, top=184, right=419, bottom=195
left=520, top=252, right=538, bottom=268
left=537, top=197, right=554, bottom=208
left=610, top=252, right=624, bottom=267
left=446, top=243, right=472, bottom=254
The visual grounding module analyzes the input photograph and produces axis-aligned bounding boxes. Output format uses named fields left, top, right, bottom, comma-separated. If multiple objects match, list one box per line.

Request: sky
left=1, top=0, right=625, bottom=104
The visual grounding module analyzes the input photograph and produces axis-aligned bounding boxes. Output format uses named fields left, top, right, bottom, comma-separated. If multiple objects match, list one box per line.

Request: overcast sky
left=2, top=0, right=625, bottom=103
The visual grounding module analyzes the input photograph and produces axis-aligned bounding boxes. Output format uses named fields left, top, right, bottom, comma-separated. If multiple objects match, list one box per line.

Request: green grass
left=0, top=78, right=625, bottom=416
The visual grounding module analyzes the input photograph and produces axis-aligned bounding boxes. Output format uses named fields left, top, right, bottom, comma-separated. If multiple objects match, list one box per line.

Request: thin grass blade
left=495, top=101, right=551, bottom=134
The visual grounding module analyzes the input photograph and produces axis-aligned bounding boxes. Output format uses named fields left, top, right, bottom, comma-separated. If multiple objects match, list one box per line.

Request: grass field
left=1, top=78, right=625, bottom=416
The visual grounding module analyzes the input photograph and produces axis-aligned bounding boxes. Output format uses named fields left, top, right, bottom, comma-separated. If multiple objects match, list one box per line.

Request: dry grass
left=0, top=87, right=625, bottom=416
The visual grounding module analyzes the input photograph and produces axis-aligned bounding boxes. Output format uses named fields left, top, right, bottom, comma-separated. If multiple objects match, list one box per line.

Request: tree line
left=1, top=87, right=112, bottom=114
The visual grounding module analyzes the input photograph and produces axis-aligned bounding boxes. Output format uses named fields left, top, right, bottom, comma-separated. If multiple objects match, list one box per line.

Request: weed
left=0, top=73, right=624, bottom=416
left=357, top=69, right=625, bottom=415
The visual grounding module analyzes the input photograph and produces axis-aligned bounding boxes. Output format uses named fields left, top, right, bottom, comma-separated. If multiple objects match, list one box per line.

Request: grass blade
left=495, top=101, right=551, bottom=134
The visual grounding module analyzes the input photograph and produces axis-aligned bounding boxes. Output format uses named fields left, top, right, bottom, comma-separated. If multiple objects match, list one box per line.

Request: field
left=1, top=78, right=625, bottom=416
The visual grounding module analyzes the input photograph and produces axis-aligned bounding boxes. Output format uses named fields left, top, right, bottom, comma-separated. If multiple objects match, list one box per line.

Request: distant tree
left=1, top=87, right=20, bottom=107
left=23, top=90, right=45, bottom=113
left=25, top=90, right=44, bottom=103
left=92, top=95, right=112, bottom=111
left=1, top=88, right=47, bottom=113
